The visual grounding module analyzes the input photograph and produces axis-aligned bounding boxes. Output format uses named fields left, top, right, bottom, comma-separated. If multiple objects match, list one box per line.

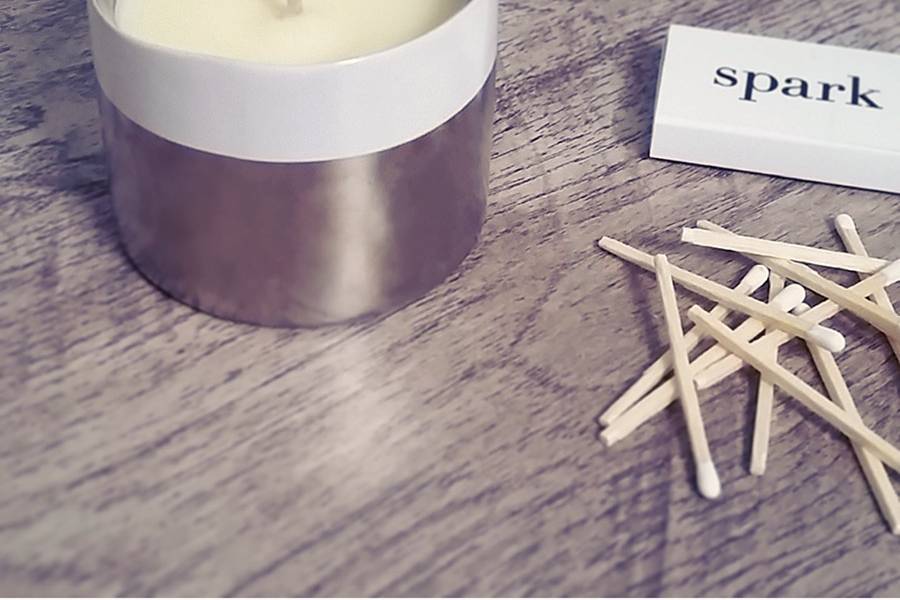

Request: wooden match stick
left=688, top=307, right=900, bottom=474
left=797, top=304, right=900, bottom=535
left=695, top=261, right=899, bottom=390
left=601, top=285, right=805, bottom=446
left=654, top=255, right=721, bottom=499
left=597, top=237, right=845, bottom=352
left=749, top=273, right=784, bottom=476
left=599, top=265, right=769, bottom=427
left=836, top=214, right=900, bottom=365
left=694, top=221, right=900, bottom=341
left=681, top=227, right=888, bottom=273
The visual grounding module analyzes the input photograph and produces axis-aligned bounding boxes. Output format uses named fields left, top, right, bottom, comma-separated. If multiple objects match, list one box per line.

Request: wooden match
left=596, top=220, right=899, bottom=535
left=694, top=221, right=900, bottom=341
left=836, top=214, right=900, bottom=365
left=695, top=259, right=899, bottom=389
left=693, top=260, right=893, bottom=389
left=602, top=285, right=805, bottom=446
left=655, top=255, right=720, bottom=499
left=597, top=237, right=845, bottom=352
left=688, top=307, right=900, bottom=474
left=681, top=227, right=888, bottom=273
left=598, top=264, right=769, bottom=427
left=797, top=303, right=900, bottom=535
left=749, top=273, right=784, bottom=476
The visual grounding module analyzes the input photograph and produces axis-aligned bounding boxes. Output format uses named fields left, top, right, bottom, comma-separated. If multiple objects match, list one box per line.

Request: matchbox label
left=713, top=68, right=883, bottom=109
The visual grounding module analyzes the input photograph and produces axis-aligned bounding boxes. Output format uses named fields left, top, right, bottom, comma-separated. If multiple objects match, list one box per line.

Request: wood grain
left=1, top=0, right=899, bottom=596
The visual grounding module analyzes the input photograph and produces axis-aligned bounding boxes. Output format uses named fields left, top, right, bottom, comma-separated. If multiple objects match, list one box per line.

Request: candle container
left=87, top=0, right=497, bottom=326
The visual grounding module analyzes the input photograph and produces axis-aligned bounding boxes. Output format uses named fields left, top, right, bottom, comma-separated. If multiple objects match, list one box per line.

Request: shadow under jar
left=88, top=0, right=498, bottom=327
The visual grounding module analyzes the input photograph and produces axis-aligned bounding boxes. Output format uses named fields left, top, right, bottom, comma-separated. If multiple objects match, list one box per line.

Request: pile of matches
left=595, top=215, right=900, bottom=535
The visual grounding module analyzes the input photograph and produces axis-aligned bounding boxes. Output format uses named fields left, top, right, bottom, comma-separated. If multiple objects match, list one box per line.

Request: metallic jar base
left=100, top=73, right=495, bottom=327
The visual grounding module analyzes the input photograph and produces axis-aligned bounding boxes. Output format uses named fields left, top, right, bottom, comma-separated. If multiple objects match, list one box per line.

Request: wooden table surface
left=2, top=0, right=899, bottom=596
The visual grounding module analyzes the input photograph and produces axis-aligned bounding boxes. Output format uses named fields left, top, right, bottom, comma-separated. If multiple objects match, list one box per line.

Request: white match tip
left=772, top=284, right=806, bottom=312
left=681, top=228, right=698, bottom=242
left=740, top=265, right=770, bottom=292
left=809, top=325, right=846, bottom=353
left=793, top=303, right=812, bottom=316
left=882, top=259, right=900, bottom=285
left=835, top=213, right=856, bottom=232
left=697, top=461, right=722, bottom=500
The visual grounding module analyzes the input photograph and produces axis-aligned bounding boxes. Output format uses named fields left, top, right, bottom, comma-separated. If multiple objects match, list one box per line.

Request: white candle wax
left=115, top=0, right=469, bottom=65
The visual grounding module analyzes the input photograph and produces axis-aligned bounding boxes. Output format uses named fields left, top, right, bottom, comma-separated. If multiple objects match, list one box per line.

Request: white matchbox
left=650, top=25, right=900, bottom=194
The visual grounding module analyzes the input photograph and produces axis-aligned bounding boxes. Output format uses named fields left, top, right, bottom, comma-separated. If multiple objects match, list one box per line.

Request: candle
left=89, top=0, right=497, bottom=327
left=116, top=0, right=469, bottom=65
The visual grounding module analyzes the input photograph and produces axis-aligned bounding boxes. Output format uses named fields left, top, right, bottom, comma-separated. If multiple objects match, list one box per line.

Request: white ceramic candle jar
left=87, top=0, right=498, bottom=326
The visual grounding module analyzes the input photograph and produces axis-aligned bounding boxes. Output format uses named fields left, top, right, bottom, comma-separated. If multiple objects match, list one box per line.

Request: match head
left=835, top=213, right=856, bottom=234
left=771, top=284, right=806, bottom=312
left=697, top=460, right=722, bottom=500
left=882, top=259, right=900, bottom=286
left=739, top=265, right=770, bottom=293
left=793, top=303, right=812, bottom=316
left=808, top=324, right=847, bottom=354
